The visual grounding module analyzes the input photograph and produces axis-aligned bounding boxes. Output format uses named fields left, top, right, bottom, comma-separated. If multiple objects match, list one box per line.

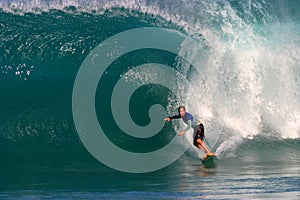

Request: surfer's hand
left=178, top=131, right=185, bottom=136
left=164, top=117, right=171, bottom=122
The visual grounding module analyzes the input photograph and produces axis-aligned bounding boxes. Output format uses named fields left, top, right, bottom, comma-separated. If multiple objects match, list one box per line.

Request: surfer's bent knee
left=193, top=138, right=203, bottom=147
left=193, top=139, right=199, bottom=147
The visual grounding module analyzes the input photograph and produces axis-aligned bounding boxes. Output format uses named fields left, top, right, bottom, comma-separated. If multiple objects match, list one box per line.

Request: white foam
left=1, top=64, right=34, bottom=80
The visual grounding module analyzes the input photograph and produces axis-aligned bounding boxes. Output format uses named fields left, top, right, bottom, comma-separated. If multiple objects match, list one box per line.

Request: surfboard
left=202, top=155, right=217, bottom=168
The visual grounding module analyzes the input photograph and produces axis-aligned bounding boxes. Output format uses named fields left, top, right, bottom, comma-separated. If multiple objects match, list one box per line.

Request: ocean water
left=1, top=0, right=300, bottom=199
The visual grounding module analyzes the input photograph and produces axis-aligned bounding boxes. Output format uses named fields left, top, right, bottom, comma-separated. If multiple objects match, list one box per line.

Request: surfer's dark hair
left=178, top=106, right=186, bottom=112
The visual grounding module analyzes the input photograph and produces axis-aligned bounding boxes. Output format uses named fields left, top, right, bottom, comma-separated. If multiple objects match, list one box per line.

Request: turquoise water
left=1, top=0, right=300, bottom=199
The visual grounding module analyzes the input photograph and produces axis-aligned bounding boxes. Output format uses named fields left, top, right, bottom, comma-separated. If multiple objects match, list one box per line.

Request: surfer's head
left=178, top=106, right=186, bottom=117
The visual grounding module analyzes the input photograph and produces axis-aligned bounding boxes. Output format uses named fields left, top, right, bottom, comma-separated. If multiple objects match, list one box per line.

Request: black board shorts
left=193, top=124, right=204, bottom=146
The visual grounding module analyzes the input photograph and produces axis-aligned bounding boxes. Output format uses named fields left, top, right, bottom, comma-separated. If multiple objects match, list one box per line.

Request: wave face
left=0, top=0, right=299, bottom=170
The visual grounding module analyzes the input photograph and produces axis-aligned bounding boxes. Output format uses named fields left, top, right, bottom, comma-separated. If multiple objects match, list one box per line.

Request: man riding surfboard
left=164, top=106, right=216, bottom=160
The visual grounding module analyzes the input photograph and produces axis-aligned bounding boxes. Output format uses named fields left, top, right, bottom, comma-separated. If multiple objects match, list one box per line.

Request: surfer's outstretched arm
left=165, top=115, right=181, bottom=120
left=164, top=115, right=181, bottom=122
left=164, top=115, right=192, bottom=136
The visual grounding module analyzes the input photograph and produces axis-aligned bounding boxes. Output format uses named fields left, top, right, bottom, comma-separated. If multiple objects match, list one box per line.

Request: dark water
left=1, top=0, right=300, bottom=199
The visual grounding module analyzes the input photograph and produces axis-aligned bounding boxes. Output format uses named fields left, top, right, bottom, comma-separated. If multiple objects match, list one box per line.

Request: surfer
left=164, top=106, right=216, bottom=159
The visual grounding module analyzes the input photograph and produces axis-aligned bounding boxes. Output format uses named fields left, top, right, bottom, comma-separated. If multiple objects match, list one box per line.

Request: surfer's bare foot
left=203, top=153, right=208, bottom=160
left=208, top=152, right=217, bottom=157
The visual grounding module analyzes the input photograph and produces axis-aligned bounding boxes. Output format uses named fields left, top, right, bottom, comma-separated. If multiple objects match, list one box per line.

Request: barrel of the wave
left=72, top=27, right=213, bottom=173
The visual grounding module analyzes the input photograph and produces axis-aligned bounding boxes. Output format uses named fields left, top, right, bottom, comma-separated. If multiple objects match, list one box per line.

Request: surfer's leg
left=196, top=139, right=216, bottom=156
left=194, top=139, right=206, bottom=152
left=203, top=153, right=208, bottom=160
left=196, top=143, right=206, bottom=151
left=194, top=138, right=209, bottom=159
left=197, top=143, right=209, bottom=160
left=196, top=139, right=209, bottom=153
left=196, top=144, right=207, bottom=160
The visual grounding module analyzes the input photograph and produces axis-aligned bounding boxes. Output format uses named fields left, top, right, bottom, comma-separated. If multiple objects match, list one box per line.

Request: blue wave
left=0, top=0, right=299, bottom=172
